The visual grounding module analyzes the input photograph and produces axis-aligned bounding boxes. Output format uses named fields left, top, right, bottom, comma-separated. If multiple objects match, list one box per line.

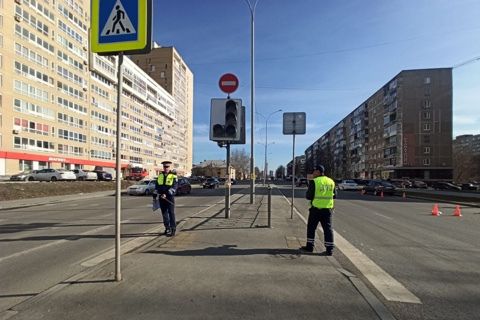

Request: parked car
left=127, top=179, right=156, bottom=196
left=461, top=183, right=478, bottom=191
left=296, top=178, right=308, bottom=187
left=93, top=170, right=113, bottom=181
left=363, top=180, right=396, bottom=195
left=176, top=178, right=192, bottom=195
left=433, top=182, right=461, bottom=191
left=412, top=180, right=428, bottom=189
left=31, top=169, right=77, bottom=182
left=389, top=180, right=412, bottom=188
left=9, top=170, right=38, bottom=181
left=203, top=178, right=220, bottom=189
left=73, top=169, right=98, bottom=181
left=337, top=180, right=362, bottom=191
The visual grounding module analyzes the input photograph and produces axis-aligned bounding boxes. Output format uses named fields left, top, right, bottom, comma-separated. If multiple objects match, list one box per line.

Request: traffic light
left=225, top=99, right=239, bottom=139
left=210, top=98, right=242, bottom=142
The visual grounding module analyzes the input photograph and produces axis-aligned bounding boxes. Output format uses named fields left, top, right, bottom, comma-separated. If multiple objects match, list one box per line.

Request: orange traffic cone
left=431, top=204, right=441, bottom=216
left=453, top=205, right=462, bottom=217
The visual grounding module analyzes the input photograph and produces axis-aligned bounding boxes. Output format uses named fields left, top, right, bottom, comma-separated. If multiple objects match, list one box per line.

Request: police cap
left=161, top=161, right=172, bottom=167
left=314, top=165, right=325, bottom=173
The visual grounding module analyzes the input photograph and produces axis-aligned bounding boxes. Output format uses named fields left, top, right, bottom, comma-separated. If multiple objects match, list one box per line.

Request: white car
left=337, top=180, right=362, bottom=191
left=127, top=179, right=156, bottom=196
left=73, top=169, right=98, bottom=181
left=32, top=169, right=77, bottom=181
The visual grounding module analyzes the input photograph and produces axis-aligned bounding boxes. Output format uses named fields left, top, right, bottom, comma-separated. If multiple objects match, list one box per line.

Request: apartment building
left=453, top=134, right=480, bottom=155
left=305, top=68, right=453, bottom=181
left=0, top=0, right=192, bottom=177
left=133, top=45, right=194, bottom=176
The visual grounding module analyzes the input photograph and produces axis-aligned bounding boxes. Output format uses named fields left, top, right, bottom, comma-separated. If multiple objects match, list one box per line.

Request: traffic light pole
left=225, top=143, right=231, bottom=218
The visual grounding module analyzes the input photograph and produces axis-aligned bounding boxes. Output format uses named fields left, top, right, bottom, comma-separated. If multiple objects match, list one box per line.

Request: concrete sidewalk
left=3, top=188, right=387, bottom=320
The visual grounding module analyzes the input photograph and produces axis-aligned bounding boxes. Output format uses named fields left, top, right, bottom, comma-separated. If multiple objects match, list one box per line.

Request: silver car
left=32, top=169, right=77, bottom=182
left=127, top=179, right=156, bottom=196
left=73, top=169, right=98, bottom=181
left=9, top=170, right=38, bottom=181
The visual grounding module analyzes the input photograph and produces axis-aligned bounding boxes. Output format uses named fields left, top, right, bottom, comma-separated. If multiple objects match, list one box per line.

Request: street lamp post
left=243, top=0, right=260, bottom=204
left=256, top=109, right=282, bottom=185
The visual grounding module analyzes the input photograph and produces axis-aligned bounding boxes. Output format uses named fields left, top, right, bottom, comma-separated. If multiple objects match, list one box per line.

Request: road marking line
left=334, top=231, right=421, bottom=304
left=372, top=211, right=393, bottom=220
left=0, top=220, right=130, bottom=264
left=282, top=195, right=421, bottom=304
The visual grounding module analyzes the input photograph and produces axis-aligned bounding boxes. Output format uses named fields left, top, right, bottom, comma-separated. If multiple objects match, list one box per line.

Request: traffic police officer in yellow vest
left=301, top=165, right=336, bottom=255
left=153, top=161, right=178, bottom=237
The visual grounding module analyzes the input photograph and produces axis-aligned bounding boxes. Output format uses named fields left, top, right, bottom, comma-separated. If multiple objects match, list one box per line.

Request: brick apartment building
left=305, top=68, right=453, bottom=181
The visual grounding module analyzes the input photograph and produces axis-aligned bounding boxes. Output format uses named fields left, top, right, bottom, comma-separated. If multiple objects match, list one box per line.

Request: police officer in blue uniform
left=153, top=161, right=178, bottom=237
left=301, top=165, right=336, bottom=256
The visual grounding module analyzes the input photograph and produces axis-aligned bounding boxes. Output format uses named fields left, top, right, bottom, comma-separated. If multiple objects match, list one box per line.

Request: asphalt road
left=0, top=185, right=232, bottom=313
left=2, top=184, right=480, bottom=320
left=278, top=185, right=480, bottom=320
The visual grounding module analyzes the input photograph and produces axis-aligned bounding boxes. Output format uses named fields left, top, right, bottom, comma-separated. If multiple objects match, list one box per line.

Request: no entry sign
left=219, top=73, right=239, bottom=94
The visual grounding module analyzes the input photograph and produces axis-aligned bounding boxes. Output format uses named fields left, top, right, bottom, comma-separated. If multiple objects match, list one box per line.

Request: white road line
left=0, top=220, right=130, bottom=264
left=284, top=196, right=421, bottom=304
left=371, top=211, right=393, bottom=220
left=333, top=231, right=421, bottom=304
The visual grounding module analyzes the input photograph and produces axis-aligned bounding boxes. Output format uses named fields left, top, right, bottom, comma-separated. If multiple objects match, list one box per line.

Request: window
left=424, top=147, right=431, bottom=154
left=424, top=77, right=431, bottom=84
left=423, top=158, right=431, bottom=166
left=423, top=123, right=431, bottom=131
left=423, top=135, right=431, bottom=144
left=423, top=111, right=431, bottom=119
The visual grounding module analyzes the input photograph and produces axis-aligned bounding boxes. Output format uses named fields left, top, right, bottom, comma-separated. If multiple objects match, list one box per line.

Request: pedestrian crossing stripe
left=101, top=0, right=136, bottom=36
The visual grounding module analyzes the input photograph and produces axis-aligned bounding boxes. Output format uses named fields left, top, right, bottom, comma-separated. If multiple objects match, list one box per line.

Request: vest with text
left=312, top=176, right=335, bottom=209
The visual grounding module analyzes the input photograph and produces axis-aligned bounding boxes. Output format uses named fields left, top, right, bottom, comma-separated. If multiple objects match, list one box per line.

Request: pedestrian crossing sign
left=90, top=0, right=152, bottom=54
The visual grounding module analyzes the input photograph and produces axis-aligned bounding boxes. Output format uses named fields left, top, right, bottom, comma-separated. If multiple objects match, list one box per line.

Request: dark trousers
left=306, top=207, right=334, bottom=251
left=159, top=197, right=176, bottom=230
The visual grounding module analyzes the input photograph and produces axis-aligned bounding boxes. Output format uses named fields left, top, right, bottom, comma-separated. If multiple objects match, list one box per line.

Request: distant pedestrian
left=153, top=161, right=177, bottom=236
left=300, top=165, right=336, bottom=256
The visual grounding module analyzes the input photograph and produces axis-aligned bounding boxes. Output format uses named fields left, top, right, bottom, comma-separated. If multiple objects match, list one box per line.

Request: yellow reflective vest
left=312, top=176, right=335, bottom=209
left=157, top=173, right=176, bottom=186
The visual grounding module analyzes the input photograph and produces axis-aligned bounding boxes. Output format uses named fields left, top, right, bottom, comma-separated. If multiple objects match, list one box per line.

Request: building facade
left=305, top=68, right=453, bottom=181
left=452, top=134, right=480, bottom=183
left=132, top=45, right=194, bottom=176
left=191, top=160, right=236, bottom=180
left=0, top=0, right=192, bottom=177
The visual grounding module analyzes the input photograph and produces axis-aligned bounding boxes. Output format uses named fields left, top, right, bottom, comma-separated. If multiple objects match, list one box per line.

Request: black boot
left=171, top=228, right=176, bottom=236
left=299, top=245, right=314, bottom=253
left=164, top=228, right=172, bottom=237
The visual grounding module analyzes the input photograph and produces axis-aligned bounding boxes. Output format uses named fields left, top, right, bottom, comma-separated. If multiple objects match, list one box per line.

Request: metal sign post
left=114, top=53, right=123, bottom=281
left=225, top=143, right=231, bottom=218
left=90, top=0, right=152, bottom=282
left=291, top=133, right=295, bottom=219
left=282, top=112, right=306, bottom=219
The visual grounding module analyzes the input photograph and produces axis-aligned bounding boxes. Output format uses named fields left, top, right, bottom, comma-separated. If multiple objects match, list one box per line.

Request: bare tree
left=453, top=147, right=475, bottom=183
left=230, top=148, right=250, bottom=179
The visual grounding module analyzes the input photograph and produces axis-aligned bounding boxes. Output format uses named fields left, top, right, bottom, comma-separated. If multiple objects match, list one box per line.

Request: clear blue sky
left=153, top=0, right=480, bottom=172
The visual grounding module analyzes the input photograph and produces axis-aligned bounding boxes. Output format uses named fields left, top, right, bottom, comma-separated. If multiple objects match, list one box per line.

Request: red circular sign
left=219, top=73, right=239, bottom=94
